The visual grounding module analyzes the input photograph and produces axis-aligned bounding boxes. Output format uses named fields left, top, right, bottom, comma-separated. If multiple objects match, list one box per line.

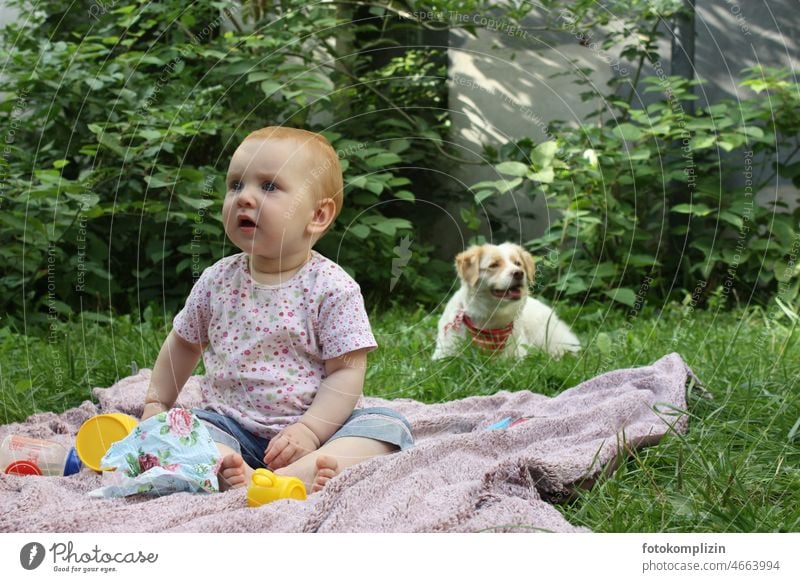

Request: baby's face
left=223, top=138, right=318, bottom=259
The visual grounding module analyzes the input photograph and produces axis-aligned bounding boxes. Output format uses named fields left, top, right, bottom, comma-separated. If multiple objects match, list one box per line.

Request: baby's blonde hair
left=243, top=126, right=344, bottom=221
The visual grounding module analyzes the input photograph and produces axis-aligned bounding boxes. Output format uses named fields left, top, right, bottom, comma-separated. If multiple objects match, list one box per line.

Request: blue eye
left=228, top=180, right=242, bottom=191
left=262, top=181, right=277, bottom=192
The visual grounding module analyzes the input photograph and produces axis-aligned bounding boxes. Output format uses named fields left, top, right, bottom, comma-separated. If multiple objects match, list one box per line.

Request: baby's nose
left=236, top=187, right=257, bottom=207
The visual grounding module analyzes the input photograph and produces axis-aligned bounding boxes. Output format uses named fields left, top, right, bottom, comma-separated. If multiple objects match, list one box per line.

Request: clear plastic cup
left=0, top=435, right=82, bottom=476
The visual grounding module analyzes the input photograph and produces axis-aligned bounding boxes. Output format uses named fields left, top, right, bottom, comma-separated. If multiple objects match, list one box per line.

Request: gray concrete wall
left=442, top=0, right=799, bottom=257
left=0, top=2, right=19, bottom=27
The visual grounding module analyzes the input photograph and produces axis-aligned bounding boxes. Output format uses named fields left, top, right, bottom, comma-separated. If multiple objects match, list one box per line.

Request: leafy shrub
left=477, top=5, right=800, bottom=307
left=0, top=0, right=463, bottom=327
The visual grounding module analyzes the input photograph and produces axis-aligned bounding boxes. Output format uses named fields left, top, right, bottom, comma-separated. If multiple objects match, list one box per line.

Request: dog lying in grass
left=433, top=243, right=580, bottom=359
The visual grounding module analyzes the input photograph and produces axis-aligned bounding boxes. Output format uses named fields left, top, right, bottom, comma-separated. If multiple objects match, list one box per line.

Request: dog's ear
left=455, top=246, right=483, bottom=286
left=517, top=246, right=536, bottom=281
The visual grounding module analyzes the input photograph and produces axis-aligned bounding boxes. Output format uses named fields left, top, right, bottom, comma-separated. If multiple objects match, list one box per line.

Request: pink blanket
left=0, top=353, right=695, bottom=532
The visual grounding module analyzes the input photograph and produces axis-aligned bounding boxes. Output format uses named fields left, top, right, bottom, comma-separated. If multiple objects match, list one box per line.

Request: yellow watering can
left=247, top=468, right=307, bottom=507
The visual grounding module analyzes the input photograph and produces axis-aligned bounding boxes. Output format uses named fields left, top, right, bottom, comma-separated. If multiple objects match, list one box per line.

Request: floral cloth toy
left=88, top=409, right=221, bottom=498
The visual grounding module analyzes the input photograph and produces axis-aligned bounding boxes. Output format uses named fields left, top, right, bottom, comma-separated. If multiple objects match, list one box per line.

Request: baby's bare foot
left=312, top=455, right=339, bottom=493
left=218, top=453, right=248, bottom=491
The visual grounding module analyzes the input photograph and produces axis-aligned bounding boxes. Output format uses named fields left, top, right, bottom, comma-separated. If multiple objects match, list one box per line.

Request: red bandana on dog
left=447, top=311, right=514, bottom=352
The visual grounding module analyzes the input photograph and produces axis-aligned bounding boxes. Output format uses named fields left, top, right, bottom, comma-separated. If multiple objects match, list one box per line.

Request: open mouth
left=491, top=284, right=524, bottom=300
left=237, top=216, right=257, bottom=231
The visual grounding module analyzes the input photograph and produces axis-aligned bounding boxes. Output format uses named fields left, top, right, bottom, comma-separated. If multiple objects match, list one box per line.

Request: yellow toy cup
left=247, top=469, right=307, bottom=507
left=75, top=413, right=139, bottom=472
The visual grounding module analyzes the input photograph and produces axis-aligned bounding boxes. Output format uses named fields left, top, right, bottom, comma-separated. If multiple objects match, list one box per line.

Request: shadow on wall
left=437, top=0, right=799, bottom=255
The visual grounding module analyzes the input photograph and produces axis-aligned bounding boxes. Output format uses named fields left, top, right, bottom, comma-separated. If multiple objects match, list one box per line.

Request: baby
left=142, top=126, right=413, bottom=492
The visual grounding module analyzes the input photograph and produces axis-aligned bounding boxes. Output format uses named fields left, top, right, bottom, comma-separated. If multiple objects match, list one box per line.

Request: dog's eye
left=514, top=260, right=522, bottom=266
left=487, top=262, right=500, bottom=269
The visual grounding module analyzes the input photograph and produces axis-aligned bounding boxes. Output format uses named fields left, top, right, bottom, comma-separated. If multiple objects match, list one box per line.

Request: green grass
left=2, top=301, right=798, bottom=532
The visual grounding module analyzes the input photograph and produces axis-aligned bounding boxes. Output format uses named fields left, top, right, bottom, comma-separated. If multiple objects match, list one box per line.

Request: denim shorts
left=192, top=407, right=414, bottom=470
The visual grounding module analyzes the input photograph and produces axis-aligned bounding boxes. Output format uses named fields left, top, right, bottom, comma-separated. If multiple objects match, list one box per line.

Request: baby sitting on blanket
left=142, top=127, right=413, bottom=492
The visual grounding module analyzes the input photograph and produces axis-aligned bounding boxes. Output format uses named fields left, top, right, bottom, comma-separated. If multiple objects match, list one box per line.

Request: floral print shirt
left=173, top=251, right=377, bottom=438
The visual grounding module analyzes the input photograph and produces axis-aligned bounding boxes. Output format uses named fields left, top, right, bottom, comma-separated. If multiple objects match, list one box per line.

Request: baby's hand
left=263, top=422, right=320, bottom=470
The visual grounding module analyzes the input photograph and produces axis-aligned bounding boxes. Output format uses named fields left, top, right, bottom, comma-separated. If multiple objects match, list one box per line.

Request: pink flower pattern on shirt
left=172, top=251, right=377, bottom=438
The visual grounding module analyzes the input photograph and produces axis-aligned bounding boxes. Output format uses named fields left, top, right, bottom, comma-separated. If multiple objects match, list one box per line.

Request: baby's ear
left=516, top=246, right=536, bottom=281
left=307, top=197, right=336, bottom=237
left=455, top=246, right=483, bottom=286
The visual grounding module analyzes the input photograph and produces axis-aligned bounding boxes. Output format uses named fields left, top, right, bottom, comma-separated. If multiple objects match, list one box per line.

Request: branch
left=307, top=41, right=483, bottom=165
left=318, top=1, right=546, bottom=32
left=756, top=140, right=800, bottom=193
left=622, top=19, right=662, bottom=120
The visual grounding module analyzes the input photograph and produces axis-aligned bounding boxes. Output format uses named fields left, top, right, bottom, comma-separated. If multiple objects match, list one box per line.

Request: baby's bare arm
left=299, top=348, right=369, bottom=444
left=142, top=330, right=204, bottom=420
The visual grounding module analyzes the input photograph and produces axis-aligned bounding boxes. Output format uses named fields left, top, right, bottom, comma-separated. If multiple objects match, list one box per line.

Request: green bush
left=477, top=4, right=800, bottom=307
left=0, top=0, right=467, bottom=327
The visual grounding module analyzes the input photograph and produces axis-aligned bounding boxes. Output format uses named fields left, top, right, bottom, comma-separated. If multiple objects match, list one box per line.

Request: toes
left=220, top=453, right=244, bottom=471
left=316, top=467, right=336, bottom=479
left=218, top=453, right=247, bottom=491
left=222, top=466, right=244, bottom=480
left=315, top=454, right=338, bottom=473
left=312, top=455, right=340, bottom=493
left=311, top=475, right=329, bottom=493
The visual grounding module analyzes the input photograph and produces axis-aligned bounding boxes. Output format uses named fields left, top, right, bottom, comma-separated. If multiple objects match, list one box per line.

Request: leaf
left=531, top=141, right=558, bottom=169
left=50, top=300, right=73, bottom=315
left=348, top=176, right=368, bottom=189
left=595, top=332, right=612, bottom=354
left=771, top=218, right=795, bottom=247
left=393, top=190, right=415, bottom=201
left=260, top=80, right=282, bottom=96
left=138, top=129, right=162, bottom=141
left=179, top=195, right=214, bottom=210
left=690, top=135, right=716, bottom=149
left=719, top=211, right=743, bottom=228
left=789, top=416, right=800, bottom=443
left=247, top=71, right=273, bottom=83
left=684, top=119, right=716, bottom=130
left=365, top=180, right=384, bottom=195
left=593, top=262, right=618, bottom=278
left=495, top=161, right=529, bottom=177
left=366, top=152, right=402, bottom=168
left=145, top=175, right=176, bottom=189
left=613, top=123, right=643, bottom=141
left=672, top=203, right=713, bottom=217
left=559, top=275, right=589, bottom=295
left=475, top=190, right=494, bottom=203
left=527, top=168, right=554, bottom=184
left=371, top=220, right=404, bottom=236
left=387, top=139, right=410, bottom=154
left=740, top=125, right=765, bottom=139
left=775, top=297, right=799, bottom=322
left=626, top=254, right=660, bottom=267
left=348, top=224, right=370, bottom=239
left=628, top=148, right=651, bottom=161
left=604, top=287, right=637, bottom=307
left=718, top=141, right=735, bottom=152
left=495, top=177, right=523, bottom=193
left=125, top=453, right=140, bottom=477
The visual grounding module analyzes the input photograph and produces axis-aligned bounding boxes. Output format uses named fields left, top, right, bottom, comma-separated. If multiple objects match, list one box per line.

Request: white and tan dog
left=433, top=243, right=580, bottom=359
